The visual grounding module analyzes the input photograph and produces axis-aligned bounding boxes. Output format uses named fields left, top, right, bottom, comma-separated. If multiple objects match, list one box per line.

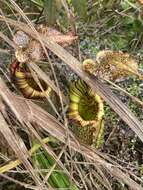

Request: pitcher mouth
left=18, top=76, right=51, bottom=99
left=10, top=60, right=51, bottom=99
left=69, top=80, right=104, bottom=127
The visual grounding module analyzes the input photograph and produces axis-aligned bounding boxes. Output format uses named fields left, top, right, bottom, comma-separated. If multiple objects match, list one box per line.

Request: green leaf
left=32, top=140, right=79, bottom=189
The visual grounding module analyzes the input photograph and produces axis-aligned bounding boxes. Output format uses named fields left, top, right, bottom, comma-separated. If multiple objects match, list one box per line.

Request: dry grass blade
left=0, top=31, right=15, bottom=48
left=0, top=77, right=29, bottom=123
left=103, top=78, right=143, bottom=107
left=28, top=62, right=68, bottom=104
left=61, top=0, right=76, bottom=34
left=0, top=77, right=70, bottom=188
left=0, top=17, right=142, bottom=142
left=0, top=173, right=37, bottom=190
left=0, top=78, right=71, bottom=182
left=25, top=122, right=71, bottom=182
left=0, top=112, right=43, bottom=188
left=0, top=137, right=52, bottom=174
left=27, top=64, right=62, bottom=120
left=92, top=163, right=112, bottom=190
left=0, top=77, right=142, bottom=190
left=0, top=48, right=10, bottom=54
